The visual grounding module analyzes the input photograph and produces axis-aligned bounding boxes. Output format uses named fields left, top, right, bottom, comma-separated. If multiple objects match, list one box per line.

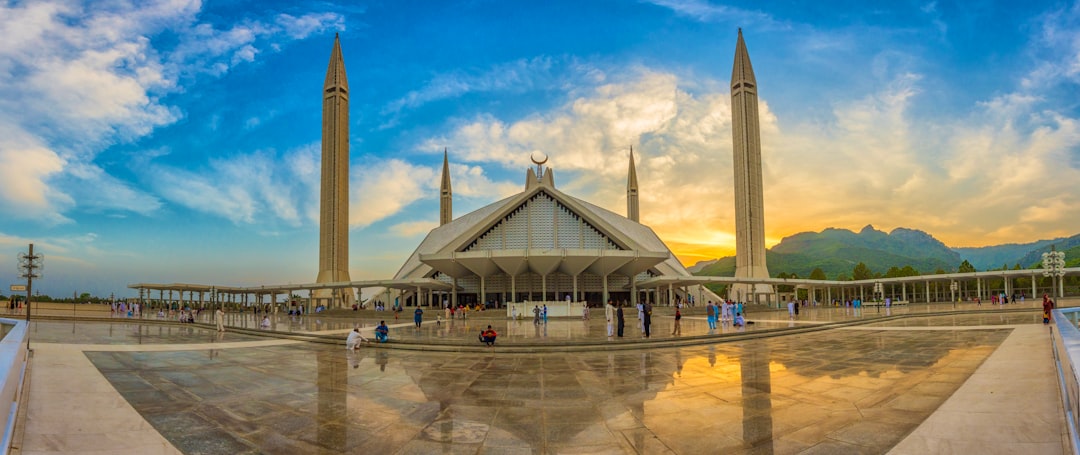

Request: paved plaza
left=12, top=302, right=1071, bottom=454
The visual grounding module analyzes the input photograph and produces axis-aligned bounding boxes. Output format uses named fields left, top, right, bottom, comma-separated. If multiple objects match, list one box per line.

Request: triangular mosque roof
left=393, top=172, right=690, bottom=280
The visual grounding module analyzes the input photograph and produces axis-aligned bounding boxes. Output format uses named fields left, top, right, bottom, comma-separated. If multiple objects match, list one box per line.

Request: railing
left=506, top=301, right=586, bottom=319
left=0, top=318, right=28, bottom=455
left=1051, top=308, right=1080, bottom=455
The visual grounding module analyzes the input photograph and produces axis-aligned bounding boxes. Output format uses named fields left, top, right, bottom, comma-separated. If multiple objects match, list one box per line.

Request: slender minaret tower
left=315, top=34, right=352, bottom=307
left=627, top=146, right=639, bottom=222
left=730, top=29, right=771, bottom=302
left=439, top=148, right=453, bottom=226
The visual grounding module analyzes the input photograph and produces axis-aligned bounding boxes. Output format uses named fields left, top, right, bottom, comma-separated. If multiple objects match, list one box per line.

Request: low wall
left=0, top=318, right=28, bottom=455
left=27, top=302, right=111, bottom=317
left=1051, top=308, right=1080, bottom=455
left=506, top=301, right=587, bottom=319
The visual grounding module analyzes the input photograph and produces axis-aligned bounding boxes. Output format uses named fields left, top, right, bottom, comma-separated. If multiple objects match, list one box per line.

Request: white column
left=480, top=276, right=486, bottom=308
left=602, top=274, right=609, bottom=305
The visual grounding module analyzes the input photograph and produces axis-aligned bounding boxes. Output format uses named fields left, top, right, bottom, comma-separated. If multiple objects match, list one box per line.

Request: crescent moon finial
left=530, top=152, right=548, bottom=166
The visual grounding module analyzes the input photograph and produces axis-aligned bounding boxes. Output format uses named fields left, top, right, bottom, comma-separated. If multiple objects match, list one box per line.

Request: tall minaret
left=627, top=146, right=639, bottom=222
left=730, top=29, right=771, bottom=301
left=315, top=34, right=352, bottom=307
left=439, top=148, right=453, bottom=225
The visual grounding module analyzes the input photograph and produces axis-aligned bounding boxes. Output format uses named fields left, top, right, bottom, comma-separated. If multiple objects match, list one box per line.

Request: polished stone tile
left=18, top=306, right=1073, bottom=454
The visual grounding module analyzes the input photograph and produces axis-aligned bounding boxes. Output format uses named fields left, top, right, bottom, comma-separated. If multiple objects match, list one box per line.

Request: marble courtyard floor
left=13, top=304, right=1069, bottom=454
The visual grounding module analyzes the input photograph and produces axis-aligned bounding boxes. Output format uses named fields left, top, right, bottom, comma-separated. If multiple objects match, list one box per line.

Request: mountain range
left=692, top=225, right=1080, bottom=280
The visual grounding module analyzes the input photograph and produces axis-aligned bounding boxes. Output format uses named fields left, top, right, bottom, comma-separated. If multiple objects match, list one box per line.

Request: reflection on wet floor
left=85, top=317, right=1012, bottom=454
left=28, top=321, right=268, bottom=344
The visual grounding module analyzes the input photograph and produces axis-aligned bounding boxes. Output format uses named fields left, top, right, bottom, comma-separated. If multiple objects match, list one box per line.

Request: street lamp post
left=1042, top=247, right=1067, bottom=300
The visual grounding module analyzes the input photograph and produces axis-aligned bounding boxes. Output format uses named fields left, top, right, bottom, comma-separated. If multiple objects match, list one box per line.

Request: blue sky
left=2, top=0, right=1079, bottom=298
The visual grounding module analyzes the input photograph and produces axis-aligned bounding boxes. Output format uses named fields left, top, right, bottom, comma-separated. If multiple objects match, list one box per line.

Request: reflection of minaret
left=730, top=29, right=771, bottom=302
left=740, top=341, right=774, bottom=453
left=627, top=146, right=639, bottom=222
left=317, top=349, right=348, bottom=451
left=439, top=149, right=452, bottom=226
left=316, top=34, right=353, bottom=307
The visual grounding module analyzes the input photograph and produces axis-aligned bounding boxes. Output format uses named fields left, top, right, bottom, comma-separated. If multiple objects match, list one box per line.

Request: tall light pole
left=1043, top=247, right=1067, bottom=299
left=17, top=243, right=43, bottom=348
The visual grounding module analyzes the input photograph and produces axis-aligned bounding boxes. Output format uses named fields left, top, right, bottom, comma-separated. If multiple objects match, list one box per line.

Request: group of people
left=443, top=303, right=476, bottom=322
left=110, top=301, right=141, bottom=317
left=704, top=300, right=745, bottom=329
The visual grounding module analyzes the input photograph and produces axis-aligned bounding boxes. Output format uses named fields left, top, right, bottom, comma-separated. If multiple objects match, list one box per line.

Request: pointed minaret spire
left=324, top=33, right=348, bottom=90
left=440, top=148, right=453, bottom=226
left=731, top=28, right=756, bottom=88
left=316, top=33, right=353, bottom=308
left=627, top=146, right=639, bottom=222
left=729, top=28, right=771, bottom=302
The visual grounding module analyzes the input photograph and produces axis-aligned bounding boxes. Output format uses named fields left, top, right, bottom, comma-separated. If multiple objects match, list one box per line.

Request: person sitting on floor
left=478, top=325, right=497, bottom=347
left=374, top=321, right=389, bottom=343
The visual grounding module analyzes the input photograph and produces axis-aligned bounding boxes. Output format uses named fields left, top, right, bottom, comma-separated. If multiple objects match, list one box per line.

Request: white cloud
left=147, top=145, right=319, bottom=225
left=383, top=56, right=557, bottom=114
left=0, top=0, right=343, bottom=224
left=417, top=55, right=1080, bottom=257
left=388, top=220, right=438, bottom=238
left=644, top=0, right=782, bottom=29
left=352, top=159, right=436, bottom=228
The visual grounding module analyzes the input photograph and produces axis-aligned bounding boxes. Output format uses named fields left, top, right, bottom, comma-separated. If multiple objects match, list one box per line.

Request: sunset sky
left=2, top=0, right=1079, bottom=298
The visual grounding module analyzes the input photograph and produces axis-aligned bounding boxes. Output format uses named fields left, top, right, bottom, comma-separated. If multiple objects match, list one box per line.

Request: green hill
left=1016, top=234, right=1080, bottom=268
left=954, top=238, right=1063, bottom=270
left=695, top=225, right=959, bottom=280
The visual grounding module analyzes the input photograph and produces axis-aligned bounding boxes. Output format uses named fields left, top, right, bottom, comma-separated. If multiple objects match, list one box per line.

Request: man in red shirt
left=479, top=325, right=497, bottom=347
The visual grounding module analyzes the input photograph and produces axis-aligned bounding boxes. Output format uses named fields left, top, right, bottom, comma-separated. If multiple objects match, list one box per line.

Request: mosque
left=391, top=148, right=720, bottom=313
left=129, top=31, right=782, bottom=311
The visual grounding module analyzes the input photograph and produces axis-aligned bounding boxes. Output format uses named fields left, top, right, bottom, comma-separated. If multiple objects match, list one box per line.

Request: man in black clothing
left=616, top=303, right=625, bottom=337
left=643, top=302, right=652, bottom=338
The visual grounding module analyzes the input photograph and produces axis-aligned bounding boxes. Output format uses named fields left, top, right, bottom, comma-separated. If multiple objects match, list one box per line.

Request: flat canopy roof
left=631, top=267, right=1080, bottom=289
left=419, top=248, right=671, bottom=279
left=128, top=278, right=458, bottom=294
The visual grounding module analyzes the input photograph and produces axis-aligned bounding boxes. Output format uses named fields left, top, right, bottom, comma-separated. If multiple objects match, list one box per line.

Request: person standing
left=643, top=301, right=653, bottom=338
left=542, top=304, right=548, bottom=324
left=706, top=301, right=716, bottom=329
left=215, top=307, right=225, bottom=332
left=616, top=302, right=625, bottom=337
left=605, top=300, right=615, bottom=338
left=671, top=307, right=682, bottom=336
left=414, top=306, right=423, bottom=328
left=637, top=301, right=645, bottom=334
left=1043, top=294, right=1055, bottom=324
left=787, top=299, right=796, bottom=319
